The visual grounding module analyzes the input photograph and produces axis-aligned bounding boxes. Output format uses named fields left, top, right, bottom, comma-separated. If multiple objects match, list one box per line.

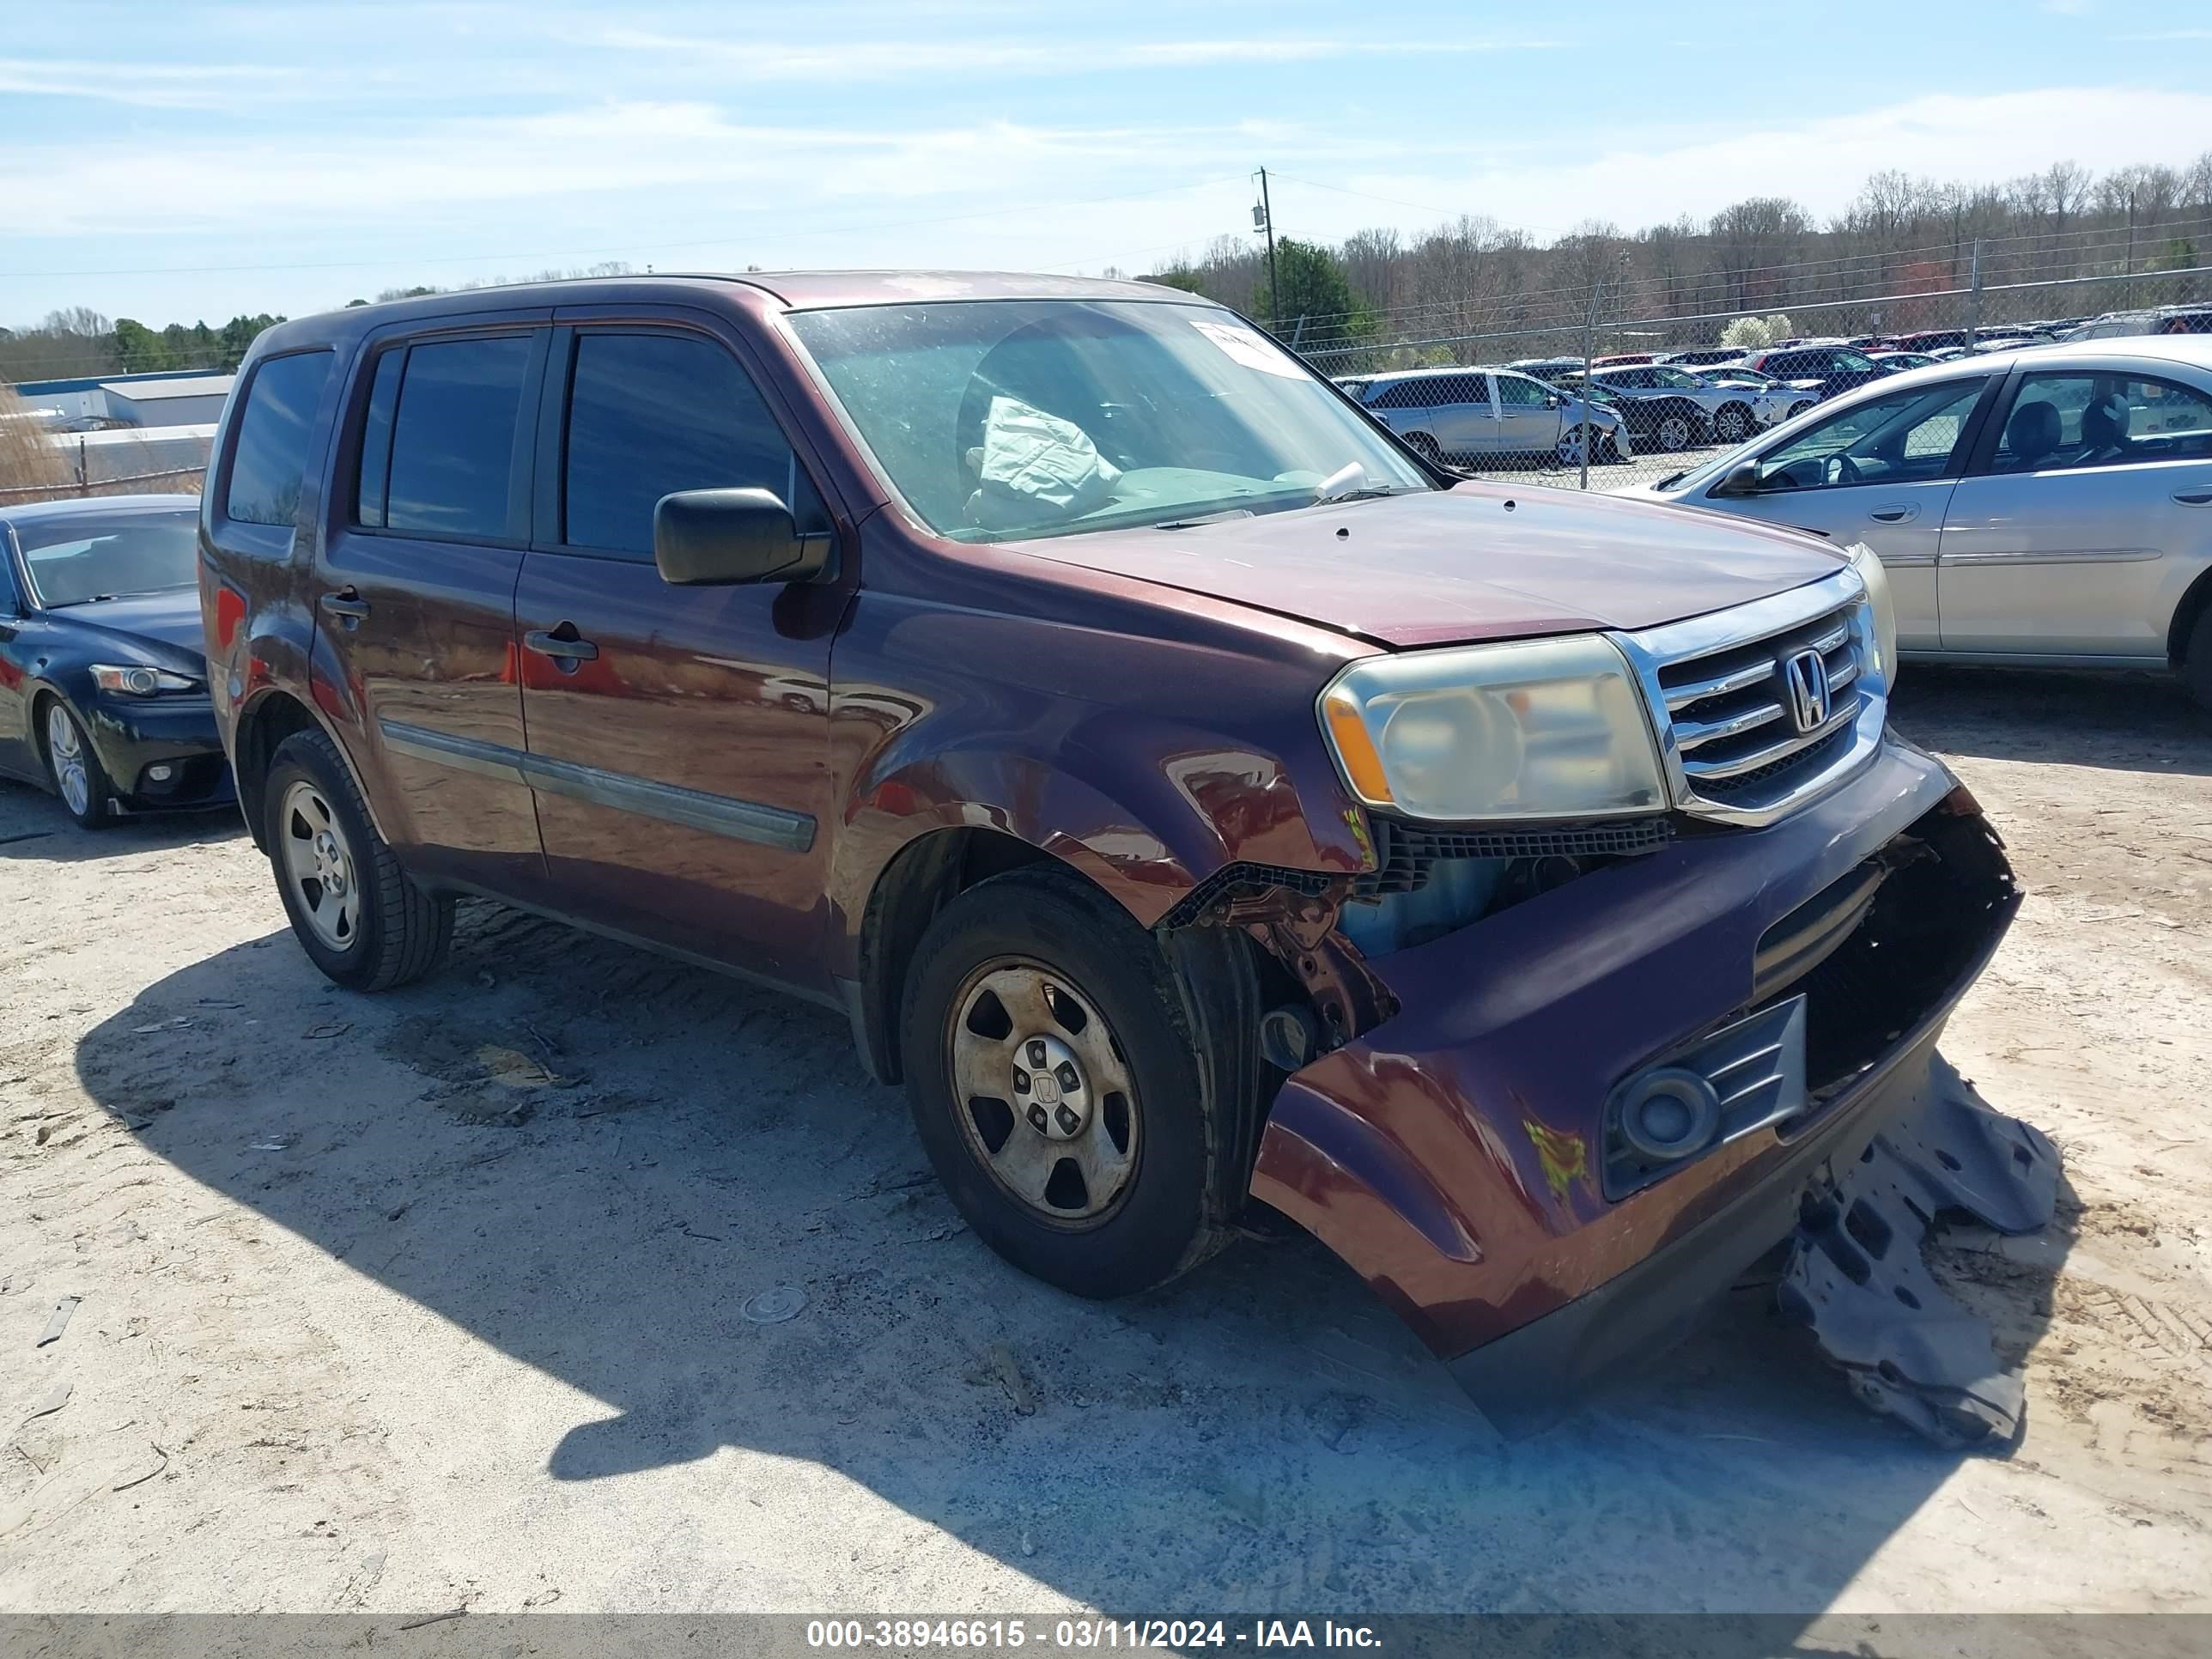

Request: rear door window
left=227, top=350, right=333, bottom=526
left=380, top=335, right=536, bottom=540
left=1984, top=373, right=2212, bottom=473
left=560, top=331, right=825, bottom=559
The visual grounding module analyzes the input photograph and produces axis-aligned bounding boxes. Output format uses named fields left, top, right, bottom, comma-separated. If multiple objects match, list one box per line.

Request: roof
left=99, top=375, right=236, bottom=402
left=5, top=368, right=231, bottom=398
left=0, top=492, right=199, bottom=527
left=265, top=270, right=1204, bottom=345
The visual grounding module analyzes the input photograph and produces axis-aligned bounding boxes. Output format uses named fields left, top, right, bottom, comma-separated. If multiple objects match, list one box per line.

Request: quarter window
left=227, top=350, right=333, bottom=527
left=562, top=331, right=825, bottom=559
left=379, top=334, right=536, bottom=539
left=1986, top=373, right=2212, bottom=474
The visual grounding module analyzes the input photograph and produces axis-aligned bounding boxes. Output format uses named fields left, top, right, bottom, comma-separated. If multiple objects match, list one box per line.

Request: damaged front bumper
left=1249, top=737, right=2052, bottom=1439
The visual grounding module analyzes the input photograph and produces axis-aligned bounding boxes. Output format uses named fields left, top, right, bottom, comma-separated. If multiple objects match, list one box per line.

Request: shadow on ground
left=0, top=776, right=244, bottom=865
left=1890, top=665, right=2209, bottom=776
left=70, top=883, right=2072, bottom=1613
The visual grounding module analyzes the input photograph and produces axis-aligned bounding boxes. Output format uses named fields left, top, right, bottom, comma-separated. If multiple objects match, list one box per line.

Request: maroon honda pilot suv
left=200, top=273, right=2051, bottom=1436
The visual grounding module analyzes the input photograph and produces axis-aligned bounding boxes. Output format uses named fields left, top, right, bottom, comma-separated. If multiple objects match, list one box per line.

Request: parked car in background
left=1509, top=356, right=1591, bottom=383
left=1656, top=346, right=1748, bottom=367
left=1590, top=352, right=1660, bottom=367
left=0, top=495, right=232, bottom=828
left=1739, top=343, right=1888, bottom=403
left=2063, top=306, right=2212, bottom=341
left=198, top=271, right=2043, bottom=1437
left=1686, top=365, right=1820, bottom=428
left=1868, top=350, right=1942, bottom=374
left=1625, top=337, right=2212, bottom=709
left=1346, top=365, right=1630, bottom=466
left=1584, top=361, right=1759, bottom=447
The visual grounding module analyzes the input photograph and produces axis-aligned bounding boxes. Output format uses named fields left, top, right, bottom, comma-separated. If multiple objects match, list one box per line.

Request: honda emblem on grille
left=1782, top=648, right=1832, bottom=734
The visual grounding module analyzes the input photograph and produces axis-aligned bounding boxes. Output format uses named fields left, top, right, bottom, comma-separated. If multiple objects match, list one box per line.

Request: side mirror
left=1544, top=393, right=1561, bottom=409
left=653, top=488, right=831, bottom=586
left=1711, top=460, right=1764, bottom=498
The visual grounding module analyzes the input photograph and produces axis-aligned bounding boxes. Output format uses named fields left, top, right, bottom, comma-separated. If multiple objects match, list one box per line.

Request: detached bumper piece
left=1781, top=1055, right=2059, bottom=1449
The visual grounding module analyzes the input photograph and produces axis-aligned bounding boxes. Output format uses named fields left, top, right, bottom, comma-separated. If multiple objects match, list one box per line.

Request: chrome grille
left=1613, top=569, right=1887, bottom=827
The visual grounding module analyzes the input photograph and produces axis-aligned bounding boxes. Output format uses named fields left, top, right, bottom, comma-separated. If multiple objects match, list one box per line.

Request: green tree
left=1253, top=239, right=1375, bottom=349
left=111, top=318, right=173, bottom=373
left=1144, top=264, right=1208, bottom=295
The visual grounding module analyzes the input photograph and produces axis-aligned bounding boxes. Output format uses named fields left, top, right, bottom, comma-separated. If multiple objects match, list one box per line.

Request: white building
left=98, top=375, right=235, bottom=428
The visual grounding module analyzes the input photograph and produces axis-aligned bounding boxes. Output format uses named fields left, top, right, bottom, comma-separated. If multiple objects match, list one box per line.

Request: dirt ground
left=3, top=666, right=2209, bottom=1617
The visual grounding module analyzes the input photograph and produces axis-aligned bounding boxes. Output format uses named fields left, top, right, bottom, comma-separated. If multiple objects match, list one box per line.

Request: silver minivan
left=1625, top=337, right=2212, bottom=708
left=1341, top=366, right=1630, bottom=469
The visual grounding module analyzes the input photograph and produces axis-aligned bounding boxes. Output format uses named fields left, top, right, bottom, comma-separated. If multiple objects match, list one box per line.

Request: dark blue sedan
left=0, top=495, right=232, bottom=829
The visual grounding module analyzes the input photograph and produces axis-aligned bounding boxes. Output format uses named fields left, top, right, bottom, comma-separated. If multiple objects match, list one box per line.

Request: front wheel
left=1556, top=423, right=1598, bottom=469
left=263, top=729, right=452, bottom=990
left=1655, top=410, right=1698, bottom=452
left=1403, top=431, right=1443, bottom=465
left=900, top=866, right=1239, bottom=1298
left=40, top=698, right=114, bottom=830
left=1713, top=403, right=1753, bottom=444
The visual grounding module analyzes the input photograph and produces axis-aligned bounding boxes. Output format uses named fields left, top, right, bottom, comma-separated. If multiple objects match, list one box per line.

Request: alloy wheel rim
left=1717, top=408, right=1747, bottom=441
left=1558, top=426, right=1586, bottom=466
left=947, top=960, right=1138, bottom=1225
left=1661, top=415, right=1692, bottom=449
left=279, top=781, right=362, bottom=951
left=46, top=705, right=89, bottom=817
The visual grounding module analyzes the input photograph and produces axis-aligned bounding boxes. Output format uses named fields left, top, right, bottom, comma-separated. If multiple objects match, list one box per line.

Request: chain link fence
left=1297, top=257, right=2212, bottom=495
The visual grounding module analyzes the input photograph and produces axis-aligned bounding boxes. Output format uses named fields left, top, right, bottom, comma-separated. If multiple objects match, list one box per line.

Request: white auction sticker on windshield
left=1188, top=317, right=1304, bottom=377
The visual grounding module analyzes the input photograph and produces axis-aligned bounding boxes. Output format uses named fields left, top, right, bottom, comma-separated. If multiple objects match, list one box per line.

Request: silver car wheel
left=948, top=960, right=1139, bottom=1225
left=278, top=780, right=362, bottom=951
left=1658, top=413, right=1694, bottom=451
left=1715, top=405, right=1751, bottom=443
left=46, top=703, right=92, bottom=817
left=1556, top=424, right=1589, bottom=468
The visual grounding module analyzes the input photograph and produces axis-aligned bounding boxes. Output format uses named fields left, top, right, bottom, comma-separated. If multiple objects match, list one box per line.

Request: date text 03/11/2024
left=805, top=1619, right=1382, bottom=1650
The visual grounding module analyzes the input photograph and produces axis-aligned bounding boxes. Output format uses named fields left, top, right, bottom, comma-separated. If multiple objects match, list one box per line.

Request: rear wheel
left=900, top=866, right=1237, bottom=1298
left=40, top=698, right=113, bottom=830
left=264, top=729, right=452, bottom=990
left=2185, top=608, right=2212, bottom=715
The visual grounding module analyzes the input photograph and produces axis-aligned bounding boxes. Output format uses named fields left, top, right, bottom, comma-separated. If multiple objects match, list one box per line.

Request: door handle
left=2174, top=489, right=2212, bottom=507
left=524, top=626, right=599, bottom=663
left=1869, top=504, right=1919, bottom=524
left=319, top=589, right=370, bottom=623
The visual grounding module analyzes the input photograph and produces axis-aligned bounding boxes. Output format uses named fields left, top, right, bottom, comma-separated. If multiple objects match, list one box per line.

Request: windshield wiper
left=1654, top=471, right=1688, bottom=490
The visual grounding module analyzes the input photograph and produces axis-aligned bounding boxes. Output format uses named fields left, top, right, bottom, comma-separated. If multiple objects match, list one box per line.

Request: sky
left=4, top=0, right=2212, bottom=332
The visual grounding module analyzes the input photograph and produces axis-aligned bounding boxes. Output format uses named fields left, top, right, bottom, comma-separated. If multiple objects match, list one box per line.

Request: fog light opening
left=1618, top=1067, right=1723, bottom=1162
left=147, top=763, right=175, bottom=782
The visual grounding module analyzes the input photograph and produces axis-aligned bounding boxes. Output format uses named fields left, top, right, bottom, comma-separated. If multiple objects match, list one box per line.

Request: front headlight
left=1846, top=545, right=1899, bottom=684
left=1320, top=635, right=1667, bottom=822
left=90, top=664, right=200, bottom=696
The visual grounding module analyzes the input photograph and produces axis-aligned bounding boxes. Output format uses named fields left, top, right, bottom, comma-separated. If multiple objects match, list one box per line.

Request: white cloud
left=592, top=29, right=1560, bottom=81
left=0, top=56, right=264, bottom=109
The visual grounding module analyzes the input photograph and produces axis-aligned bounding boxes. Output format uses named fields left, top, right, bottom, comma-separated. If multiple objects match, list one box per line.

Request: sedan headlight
left=1846, top=545, right=1899, bottom=684
left=90, top=664, right=200, bottom=696
left=1320, top=635, right=1667, bottom=822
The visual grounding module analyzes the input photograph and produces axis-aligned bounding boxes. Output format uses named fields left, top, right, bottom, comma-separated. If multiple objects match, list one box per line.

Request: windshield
left=787, top=300, right=1431, bottom=542
left=16, top=509, right=199, bottom=608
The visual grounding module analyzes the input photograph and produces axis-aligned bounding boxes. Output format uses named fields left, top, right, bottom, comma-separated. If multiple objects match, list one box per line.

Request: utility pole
left=1253, top=168, right=1280, bottom=329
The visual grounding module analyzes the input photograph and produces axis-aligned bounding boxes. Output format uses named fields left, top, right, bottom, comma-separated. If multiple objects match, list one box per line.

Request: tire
left=1655, top=410, right=1695, bottom=452
left=1713, top=403, right=1753, bottom=445
left=900, top=865, right=1238, bottom=1299
left=1789, top=399, right=1817, bottom=421
left=2186, top=608, right=2212, bottom=716
left=39, top=697, right=115, bottom=830
left=1404, top=431, right=1443, bottom=465
left=262, top=728, right=452, bottom=991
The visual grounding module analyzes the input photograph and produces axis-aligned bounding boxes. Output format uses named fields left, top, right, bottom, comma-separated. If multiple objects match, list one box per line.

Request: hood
left=47, top=588, right=210, bottom=672
left=1005, top=483, right=1844, bottom=649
